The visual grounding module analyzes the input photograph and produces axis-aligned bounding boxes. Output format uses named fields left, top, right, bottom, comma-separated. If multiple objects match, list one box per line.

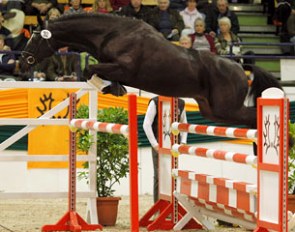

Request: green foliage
left=289, top=121, right=295, bottom=193
left=77, top=105, right=129, bottom=197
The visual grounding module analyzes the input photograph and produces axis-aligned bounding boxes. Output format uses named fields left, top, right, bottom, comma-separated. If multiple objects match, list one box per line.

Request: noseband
left=21, top=51, right=36, bottom=65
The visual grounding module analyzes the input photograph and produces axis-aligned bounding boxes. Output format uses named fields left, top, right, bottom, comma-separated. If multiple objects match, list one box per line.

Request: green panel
left=0, top=126, right=28, bottom=150
left=256, top=59, right=280, bottom=72
left=238, top=15, right=267, bottom=26
left=241, top=37, right=280, bottom=43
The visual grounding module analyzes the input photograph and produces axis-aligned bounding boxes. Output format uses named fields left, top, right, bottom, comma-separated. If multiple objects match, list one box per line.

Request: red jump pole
left=128, top=94, right=139, bottom=232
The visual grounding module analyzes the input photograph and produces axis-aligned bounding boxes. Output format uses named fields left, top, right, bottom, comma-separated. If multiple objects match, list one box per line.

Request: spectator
left=0, top=35, right=16, bottom=79
left=47, top=47, right=80, bottom=81
left=179, top=34, right=192, bottom=48
left=148, top=0, right=184, bottom=41
left=273, top=0, right=293, bottom=54
left=0, top=0, right=24, bottom=12
left=91, top=0, right=113, bottom=13
left=169, top=0, right=186, bottom=11
left=24, top=0, right=62, bottom=15
left=2, top=9, right=28, bottom=51
left=64, top=0, right=84, bottom=14
left=143, top=97, right=187, bottom=203
left=110, top=0, right=130, bottom=11
left=32, top=47, right=80, bottom=81
left=180, top=0, right=205, bottom=35
left=117, top=0, right=150, bottom=22
left=205, top=0, right=239, bottom=37
left=214, top=17, right=241, bottom=57
left=189, top=17, right=216, bottom=52
left=214, top=17, right=254, bottom=64
left=36, top=7, right=61, bottom=30
left=0, top=12, right=12, bottom=48
left=287, top=10, right=295, bottom=55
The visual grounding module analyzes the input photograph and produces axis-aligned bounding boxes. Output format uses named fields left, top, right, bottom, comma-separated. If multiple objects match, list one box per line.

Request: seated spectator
left=36, top=7, right=61, bottom=30
left=214, top=17, right=241, bottom=56
left=287, top=10, right=295, bottom=55
left=0, top=35, right=16, bottom=79
left=205, top=0, right=239, bottom=37
left=64, top=0, right=84, bottom=14
left=2, top=9, right=28, bottom=51
left=49, top=48, right=80, bottom=81
left=214, top=17, right=254, bottom=64
left=0, top=0, right=24, bottom=12
left=169, top=0, right=186, bottom=11
left=117, top=0, right=150, bottom=22
left=189, top=18, right=216, bottom=53
left=32, top=47, right=80, bottom=81
left=273, top=0, right=293, bottom=54
left=91, top=0, right=113, bottom=13
left=180, top=0, right=205, bottom=35
left=179, top=34, right=192, bottom=48
left=148, top=0, right=184, bottom=41
left=24, top=0, right=62, bottom=15
left=0, top=12, right=12, bottom=48
left=110, top=0, right=130, bottom=12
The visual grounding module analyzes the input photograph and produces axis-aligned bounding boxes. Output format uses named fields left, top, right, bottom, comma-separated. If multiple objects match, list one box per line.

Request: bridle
left=21, top=30, right=56, bottom=65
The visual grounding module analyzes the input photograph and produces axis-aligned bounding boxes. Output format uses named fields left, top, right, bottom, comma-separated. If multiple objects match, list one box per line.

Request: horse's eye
left=26, top=56, right=35, bottom=65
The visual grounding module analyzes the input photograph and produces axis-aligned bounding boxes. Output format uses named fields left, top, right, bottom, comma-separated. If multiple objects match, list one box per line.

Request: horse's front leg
left=84, top=63, right=127, bottom=96
left=83, top=63, right=125, bottom=81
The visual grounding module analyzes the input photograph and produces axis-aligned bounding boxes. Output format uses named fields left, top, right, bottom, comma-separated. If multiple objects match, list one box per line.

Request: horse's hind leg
left=195, top=97, right=225, bottom=123
left=213, top=106, right=257, bottom=128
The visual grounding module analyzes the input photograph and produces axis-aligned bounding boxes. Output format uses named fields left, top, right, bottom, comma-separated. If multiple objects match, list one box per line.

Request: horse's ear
left=37, top=14, right=44, bottom=29
left=40, top=29, right=52, bottom=39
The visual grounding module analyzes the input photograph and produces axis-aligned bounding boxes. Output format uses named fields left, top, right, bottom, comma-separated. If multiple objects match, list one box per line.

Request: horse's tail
left=243, top=64, right=283, bottom=107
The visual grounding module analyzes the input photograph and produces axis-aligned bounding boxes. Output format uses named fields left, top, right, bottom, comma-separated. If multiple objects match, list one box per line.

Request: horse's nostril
left=26, top=56, right=35, bottom=65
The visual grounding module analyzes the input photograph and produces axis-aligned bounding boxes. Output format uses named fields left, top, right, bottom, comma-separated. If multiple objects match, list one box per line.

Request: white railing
left=0, top=81, right=99, bottom=224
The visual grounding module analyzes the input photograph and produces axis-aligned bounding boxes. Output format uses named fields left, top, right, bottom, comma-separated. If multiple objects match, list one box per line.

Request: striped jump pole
left=171, top=88, right=289, bottom=232
left=171, top=122, right=257, bottom=140
left=171, top=144, right=257, bottom=166
left=70, top=119, right=129, bottom=135
left=70, top=94, right=139, bottom=232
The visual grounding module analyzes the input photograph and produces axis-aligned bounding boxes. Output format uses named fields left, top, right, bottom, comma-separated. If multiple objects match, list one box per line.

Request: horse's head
left=20, top=29, right=56, bottom=71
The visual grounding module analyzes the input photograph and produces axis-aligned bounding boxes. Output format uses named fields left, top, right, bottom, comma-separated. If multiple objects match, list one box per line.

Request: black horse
left=20, top=13, right=282, bottom=128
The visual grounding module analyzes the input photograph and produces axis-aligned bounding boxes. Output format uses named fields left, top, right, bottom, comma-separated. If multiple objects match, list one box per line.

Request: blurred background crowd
left=0, top=0, right=294, bottom=81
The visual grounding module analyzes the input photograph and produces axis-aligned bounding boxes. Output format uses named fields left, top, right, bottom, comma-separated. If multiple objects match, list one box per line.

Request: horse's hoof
left=102, top=82, right=127, bottom=96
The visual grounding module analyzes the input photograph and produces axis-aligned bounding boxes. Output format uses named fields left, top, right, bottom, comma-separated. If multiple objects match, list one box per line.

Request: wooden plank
left=24, top=16, right=38, bottom=25
left=142, top=0, right=157, bottom=5
left=0, top=118, right=68, bottom=126
left=0, top=154, right=95, bottom=162
left=0, top=191, right=96, bottom=199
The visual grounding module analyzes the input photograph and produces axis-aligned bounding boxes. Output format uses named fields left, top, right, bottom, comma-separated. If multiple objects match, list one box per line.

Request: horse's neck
left=51, top=22, right=109, bottom=54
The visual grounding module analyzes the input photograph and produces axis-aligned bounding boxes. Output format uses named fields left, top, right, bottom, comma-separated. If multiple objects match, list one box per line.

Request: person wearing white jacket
left=180, top=0, right=205, bottom=35
left=143, top=97, right=187, bottom=203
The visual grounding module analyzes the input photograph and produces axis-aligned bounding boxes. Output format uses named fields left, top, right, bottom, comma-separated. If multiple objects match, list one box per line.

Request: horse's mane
left=53, top=12, right=139, bottom=25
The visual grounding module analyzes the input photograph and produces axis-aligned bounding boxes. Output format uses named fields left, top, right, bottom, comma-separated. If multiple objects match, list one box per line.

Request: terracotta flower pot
left=289, top=194, right=295, bottom=212
left=96, top=196, right=121, bottom=226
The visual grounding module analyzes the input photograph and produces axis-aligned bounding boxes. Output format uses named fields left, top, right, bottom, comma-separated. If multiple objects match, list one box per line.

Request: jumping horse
left=20, top=13, right=282, bottom=128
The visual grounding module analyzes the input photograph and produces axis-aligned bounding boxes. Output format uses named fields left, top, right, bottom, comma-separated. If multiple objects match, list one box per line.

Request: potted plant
left=289, top=121, right=295, bottom=212
left=77, top=105, right=129, bottom=226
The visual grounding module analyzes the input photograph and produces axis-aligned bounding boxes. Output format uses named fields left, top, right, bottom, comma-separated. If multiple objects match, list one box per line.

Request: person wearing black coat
left=117, top=0, right=151, bottom=22
left=205, top=0, right=239, bottom=37
left=147, top=0, right=184, bottom=41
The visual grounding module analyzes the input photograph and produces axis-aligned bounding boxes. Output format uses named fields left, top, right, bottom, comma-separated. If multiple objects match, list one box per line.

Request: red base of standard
left=139, top=199, right=202, bottom=231
left=42, top=211, right=103, bottom=232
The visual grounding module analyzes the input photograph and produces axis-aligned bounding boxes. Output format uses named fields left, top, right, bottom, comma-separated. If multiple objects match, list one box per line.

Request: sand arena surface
left=0, top=195, right=247, bottom=232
